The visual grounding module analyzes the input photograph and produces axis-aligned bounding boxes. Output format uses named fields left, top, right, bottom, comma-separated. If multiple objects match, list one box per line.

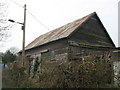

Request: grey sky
left=0, top=0, right=119, bottom=52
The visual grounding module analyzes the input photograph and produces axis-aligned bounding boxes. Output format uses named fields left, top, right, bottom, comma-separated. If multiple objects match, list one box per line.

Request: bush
left=2, top=61, right=31, bottom=88
left=37, top=56, right=114, bottom=88
left=3, top=55, right=114, bottom=88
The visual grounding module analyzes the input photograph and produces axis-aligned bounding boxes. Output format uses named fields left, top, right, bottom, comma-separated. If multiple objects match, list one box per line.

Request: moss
left=87, top=33, right=106, bottom=39
left=68, top=41, right=104, bottom=47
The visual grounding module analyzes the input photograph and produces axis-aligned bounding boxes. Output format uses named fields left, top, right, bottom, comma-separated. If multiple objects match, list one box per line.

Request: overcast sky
left=0, top=0, right=119, bottom=52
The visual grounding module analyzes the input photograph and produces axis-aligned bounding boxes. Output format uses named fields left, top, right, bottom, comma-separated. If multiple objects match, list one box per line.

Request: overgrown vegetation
left=37, top=56, right=114, bottom=88
left=2, top=61, right=36, bottom=88
left=3, top=55, right=117, bottom=88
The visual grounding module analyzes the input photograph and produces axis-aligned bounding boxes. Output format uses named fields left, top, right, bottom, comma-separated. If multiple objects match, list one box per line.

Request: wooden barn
left=19, top=12, right=117, bottom=76
left=24, top=12, right=115, bottom=62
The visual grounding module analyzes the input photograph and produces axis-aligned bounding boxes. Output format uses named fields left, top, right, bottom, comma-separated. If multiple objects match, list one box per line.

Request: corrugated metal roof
left=25, top=12, right=95, bottom=50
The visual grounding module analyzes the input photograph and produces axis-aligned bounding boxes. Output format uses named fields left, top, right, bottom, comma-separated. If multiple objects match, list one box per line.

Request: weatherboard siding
left=25, top=38, right=68, bottom=56
left=22, top=12, right=116, bottom=63
left=69, top=14, right=115, bottom=47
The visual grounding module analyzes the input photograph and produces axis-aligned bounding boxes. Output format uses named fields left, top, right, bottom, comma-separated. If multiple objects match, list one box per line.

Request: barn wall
left=41, top=47, right=68, bottom=61
left=25, top=38, right=69, bottom=63
left=69, top=14, right=115, bottom=47
left=24, top=38, right=69, bottom=77
left=25, top=38, right=68, bottom=55
left=40, top=48, right=68, bottom=72
left=67, top=44, right=113, bottom=60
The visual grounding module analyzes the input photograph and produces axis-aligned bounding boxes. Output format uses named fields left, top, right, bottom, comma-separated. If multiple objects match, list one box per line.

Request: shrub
left=37, top=55, right=114, bottom=88
left=3, top=55, right=114, bottom=88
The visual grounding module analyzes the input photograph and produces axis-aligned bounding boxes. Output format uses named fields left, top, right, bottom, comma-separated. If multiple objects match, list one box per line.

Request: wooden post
left=22, top=4, right=26, bottom=66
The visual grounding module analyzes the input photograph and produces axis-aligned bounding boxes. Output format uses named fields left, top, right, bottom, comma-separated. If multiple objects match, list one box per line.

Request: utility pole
left=22, top=4, right=26, bottom=67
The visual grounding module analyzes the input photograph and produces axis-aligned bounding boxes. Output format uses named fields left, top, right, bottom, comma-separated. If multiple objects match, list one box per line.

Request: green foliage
left=2, top=50, right=17, bottom=64
left=37, top=56, right=114, bottom=88
left=2, top=55, right=115, bottom=88
left=3, top=62, right=30, bottom=88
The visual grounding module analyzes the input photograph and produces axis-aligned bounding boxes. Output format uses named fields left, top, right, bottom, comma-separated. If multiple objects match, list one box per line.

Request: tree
left=2, top=47, right=19, bottom=64
left=2, top=50, right=17, bottom=64
left=0, top=2, right=14, bottom=52
left=0, top=2, right=13, bottom=41
left=9, top=47, right=20, bottom=55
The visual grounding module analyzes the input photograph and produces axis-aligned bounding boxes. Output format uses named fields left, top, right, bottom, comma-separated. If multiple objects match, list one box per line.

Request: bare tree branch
left=0, top=2, right=12, bottom=42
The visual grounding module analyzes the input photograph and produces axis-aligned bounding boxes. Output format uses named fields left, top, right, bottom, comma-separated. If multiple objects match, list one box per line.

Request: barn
left=20, top=12, right=116, bottom=76
left=24, top=12, right=115, bottom=61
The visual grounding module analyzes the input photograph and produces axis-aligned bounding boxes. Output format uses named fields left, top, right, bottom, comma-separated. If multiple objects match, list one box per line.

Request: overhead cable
left=10, top=0, right=49, bottom=31
left=27, top=10, right=50, bottom=31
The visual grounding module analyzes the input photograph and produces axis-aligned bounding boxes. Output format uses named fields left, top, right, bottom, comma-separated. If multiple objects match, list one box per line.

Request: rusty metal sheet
left=25, top=12, right=95, bottom=50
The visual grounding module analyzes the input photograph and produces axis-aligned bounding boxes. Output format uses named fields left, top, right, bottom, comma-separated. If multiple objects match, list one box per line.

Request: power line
left=10, top=0, right=50, bottom=31
left=27, top=10, right=50, bottom=31
left=10, top=0, right=24, bottom=8
left=26, top=11, right=60, bottom=41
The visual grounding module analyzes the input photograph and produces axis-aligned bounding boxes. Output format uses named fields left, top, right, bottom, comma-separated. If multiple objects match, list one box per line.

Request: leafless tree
left=9, top=47, right=20, bottom=55
left=0, top=2, right=12, bottom=41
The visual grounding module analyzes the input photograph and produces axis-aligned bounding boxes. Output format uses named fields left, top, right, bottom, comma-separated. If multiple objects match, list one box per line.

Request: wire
left=27, top=11, right=60, bottom=42
left=10, top=0, right=24, bottom=8
left=27, top=10, right=50, bottom=31
left=10, top=0, right=50, bottom=31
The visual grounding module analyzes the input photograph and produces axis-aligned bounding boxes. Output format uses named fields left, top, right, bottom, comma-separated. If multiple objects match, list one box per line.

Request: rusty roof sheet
left=25, top=12, right=95, bottom=50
